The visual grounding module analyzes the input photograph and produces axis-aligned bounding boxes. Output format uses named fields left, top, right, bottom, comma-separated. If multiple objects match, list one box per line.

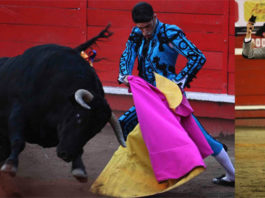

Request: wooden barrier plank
left=0, top=6, right=83, bottom=27
left=228, top=0, right=235, bottom=96
left=87, top=9, right=226, bottom=33
left=185, top=32, right=227, bottom=52
left=228, top=72, right=235, bottom=94
left=229, top=35, right=235, bottom=54
left=159, top=14, right=225, bottom=33
left=0, top=1, right=82, bottom=8
left=176, top=51, right=224, bottom=70
left=236, top=95, right=265, bottom=105
left=87, top=9, right=132, bottom=28
left=228, top=52, right=235, bottom=73
left=190, top=100, right=234, bottom=119
left=151, top=0, right=226, bottom=14
left=191, top=70, right=227, bottom=93
left=0, top=24, right=86, bottom=44
left=236, top=110, right=265, bottom=118
left=87, top=0, right=226, bottom=15
left=236, top=56, right=265, bottom=68
left=236, top=67, right=265, bottom=95
left=222, top=0, right=229, bottom=92
left=0, top=41, right=41, bottom=57
left=235, top=35, right=245, bottom=48
left=0, top=40, right=92, bottom=57
left=229, top=0, right=236, bottom=35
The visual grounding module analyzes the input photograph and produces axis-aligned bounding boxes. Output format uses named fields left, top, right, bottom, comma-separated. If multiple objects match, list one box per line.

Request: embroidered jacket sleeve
left=242, top=39, right=265, bottom=59
left=165, top=25, right=206, bottom=87
left=118, top=27, right=142, bottom=83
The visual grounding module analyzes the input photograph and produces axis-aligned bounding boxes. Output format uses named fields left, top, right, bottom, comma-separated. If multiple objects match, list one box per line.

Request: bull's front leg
left=1, top=103, right=26, bottom=177
left=71, top=151, right=87, bottom=183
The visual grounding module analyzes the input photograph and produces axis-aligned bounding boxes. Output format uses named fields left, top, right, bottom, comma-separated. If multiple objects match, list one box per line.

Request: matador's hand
left=174, top=75, right=188, bottom=89
left=246, top=22, right=254, bottom=39
left=123, top=76, right=130, bottom=87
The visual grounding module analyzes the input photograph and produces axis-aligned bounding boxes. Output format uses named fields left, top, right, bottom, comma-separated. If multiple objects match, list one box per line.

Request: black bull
left=0, top=25, right=126, bottom=182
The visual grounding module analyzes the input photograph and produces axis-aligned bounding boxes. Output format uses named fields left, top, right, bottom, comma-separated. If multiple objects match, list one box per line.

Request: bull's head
left=56, top=89, right=126, bottom=162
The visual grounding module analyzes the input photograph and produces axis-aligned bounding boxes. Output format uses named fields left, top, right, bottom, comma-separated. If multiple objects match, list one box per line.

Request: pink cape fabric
left=127, top=75, right=213, bottom=182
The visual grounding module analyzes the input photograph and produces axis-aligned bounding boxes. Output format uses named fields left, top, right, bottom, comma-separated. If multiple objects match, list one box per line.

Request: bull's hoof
left=1, top=163, right=17, bottom=177
left=72, top=168, right=88, bottom=183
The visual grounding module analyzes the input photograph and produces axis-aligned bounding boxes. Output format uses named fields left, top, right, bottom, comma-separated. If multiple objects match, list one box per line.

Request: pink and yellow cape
left=90, top=73, right=213, bottom=197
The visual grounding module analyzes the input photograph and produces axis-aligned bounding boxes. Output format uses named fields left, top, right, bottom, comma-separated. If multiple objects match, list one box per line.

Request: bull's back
left=0, top=44, right=86, bottom=90
left=0, top=44, right=96, bottom=109
left=0, top=43, right=104, bottom=108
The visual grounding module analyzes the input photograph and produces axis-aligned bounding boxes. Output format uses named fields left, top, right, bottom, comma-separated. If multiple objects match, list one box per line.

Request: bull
left=0, top=24, right=126, bottom=182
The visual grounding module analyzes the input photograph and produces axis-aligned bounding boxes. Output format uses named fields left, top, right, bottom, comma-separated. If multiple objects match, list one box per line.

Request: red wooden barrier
left=87, top=0, right=233, bottom=94
left=0, top=0, right=234, bottom=95
left=0, top=6, right=83, bottom=27
left=0, top=1, right=82, bottom=8
left=88, top=0, right=226, bottom=14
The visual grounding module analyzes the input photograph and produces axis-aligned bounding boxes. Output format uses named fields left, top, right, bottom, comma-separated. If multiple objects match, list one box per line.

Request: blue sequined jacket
left=118, top=20, right=206, bottom=87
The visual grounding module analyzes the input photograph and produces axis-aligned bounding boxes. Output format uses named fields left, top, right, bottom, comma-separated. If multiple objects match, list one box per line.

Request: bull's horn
left=75, top=89, right=94, bottom=110
left=109, top=112, right=126, bottom=147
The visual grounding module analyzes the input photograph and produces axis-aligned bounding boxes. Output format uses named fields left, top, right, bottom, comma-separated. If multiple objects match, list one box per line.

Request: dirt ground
left=0, top=124, right=234, bottom=198
left=235, top=126, right=265, bottom=198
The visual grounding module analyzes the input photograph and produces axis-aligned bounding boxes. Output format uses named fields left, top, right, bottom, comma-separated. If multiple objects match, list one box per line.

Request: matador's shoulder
left=160, top=23, right=185, bottom=40
left=128, top=27, right=143, bottom=43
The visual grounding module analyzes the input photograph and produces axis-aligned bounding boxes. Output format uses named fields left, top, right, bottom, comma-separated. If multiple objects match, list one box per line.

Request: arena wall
left=0, top=0, right=235, bottom=135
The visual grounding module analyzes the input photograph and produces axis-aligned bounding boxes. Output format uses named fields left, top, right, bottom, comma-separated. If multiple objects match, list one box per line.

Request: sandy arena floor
left=0, top=124, right=234, bottom=198
left=236, top=126, right=265, bottom=198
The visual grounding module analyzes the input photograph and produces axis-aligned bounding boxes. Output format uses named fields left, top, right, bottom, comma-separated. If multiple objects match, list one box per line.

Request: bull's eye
left=76, top=113, right=82, bottom=124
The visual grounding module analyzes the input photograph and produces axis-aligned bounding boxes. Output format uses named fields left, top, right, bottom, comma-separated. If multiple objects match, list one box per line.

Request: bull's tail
left=74, top=24, right=113, bottom=52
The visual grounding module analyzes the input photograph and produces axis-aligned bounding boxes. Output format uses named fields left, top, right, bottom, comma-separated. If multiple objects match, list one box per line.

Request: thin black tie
left=142, top=39, right=150, bottom=58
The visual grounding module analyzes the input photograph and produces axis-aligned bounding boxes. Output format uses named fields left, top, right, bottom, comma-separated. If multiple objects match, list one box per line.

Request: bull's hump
left=23, top=44, right=73, bottom=56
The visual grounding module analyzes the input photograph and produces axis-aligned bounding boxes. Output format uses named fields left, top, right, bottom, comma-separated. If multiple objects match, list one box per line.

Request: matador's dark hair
left=132, top=2, right=154, bottom=23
